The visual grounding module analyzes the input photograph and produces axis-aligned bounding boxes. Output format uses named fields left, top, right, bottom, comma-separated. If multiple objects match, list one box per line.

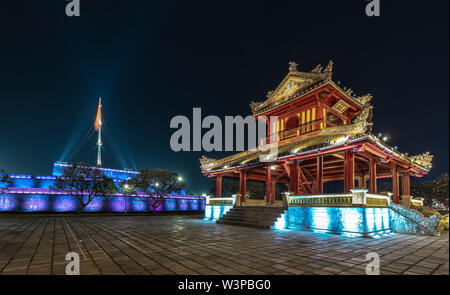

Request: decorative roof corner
left=324, top=60, right=333, bottom=80
left=199, top=155, right=217, bottom=172
left=355, top=94, right=373, bottom=106
left=409, top=152, right=434, bottom=170
left=311, top=64, right=323, bottom=73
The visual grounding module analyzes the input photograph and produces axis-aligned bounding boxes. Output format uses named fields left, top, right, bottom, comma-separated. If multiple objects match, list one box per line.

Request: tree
left=411, top=173, right=449, bottom=206
left=51, top=163, right=116, bottom=212
left=431, top=173, right=449, bottom=205
left=131, top=168, right=186, bottom=213
left=0, top=169, right=11, bottom=193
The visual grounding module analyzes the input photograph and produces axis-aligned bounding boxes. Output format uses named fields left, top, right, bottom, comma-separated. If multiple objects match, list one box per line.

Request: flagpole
left=97, top=97, right=102, bottom=167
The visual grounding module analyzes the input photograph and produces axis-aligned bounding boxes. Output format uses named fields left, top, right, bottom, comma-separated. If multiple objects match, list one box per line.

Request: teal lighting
left=204, top=205, right=232, bottom=221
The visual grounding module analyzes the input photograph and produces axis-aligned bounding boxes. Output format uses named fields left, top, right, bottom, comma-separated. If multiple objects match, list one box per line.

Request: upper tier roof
left=250, top=61, right=373, bottom=115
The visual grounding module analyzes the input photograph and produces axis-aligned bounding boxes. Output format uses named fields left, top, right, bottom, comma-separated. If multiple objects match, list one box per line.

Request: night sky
left=0, top=1, right=448, bottom=194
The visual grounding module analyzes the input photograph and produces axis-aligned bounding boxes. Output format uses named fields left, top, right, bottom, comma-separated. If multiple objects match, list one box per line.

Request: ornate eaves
left=408, top=152, right=434, bottom=170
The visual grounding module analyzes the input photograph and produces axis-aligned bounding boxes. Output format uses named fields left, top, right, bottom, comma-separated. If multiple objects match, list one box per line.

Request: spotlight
left=378, top=133, right=382, bottom=137
left=382, top=136, right=388, bottom=142
left=155, top=182, right=159, bottom=187
left=124, top=184, right=129, bottom=189
left=178, top=176, right=183, bottom=182
left=394, top=146, right=398, bottom=150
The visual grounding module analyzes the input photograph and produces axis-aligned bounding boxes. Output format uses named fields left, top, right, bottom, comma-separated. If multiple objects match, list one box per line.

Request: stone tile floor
left=0, top=215, right=448, bottom=275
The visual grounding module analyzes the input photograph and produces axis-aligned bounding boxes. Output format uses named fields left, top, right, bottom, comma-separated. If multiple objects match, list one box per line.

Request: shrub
left=415, top=206, right=441, bottom=218
left=438, top=214, right=449, bottom=232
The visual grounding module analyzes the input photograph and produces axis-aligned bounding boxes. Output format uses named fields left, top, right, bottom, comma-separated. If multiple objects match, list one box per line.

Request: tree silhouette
left=130, top=168, right=186, bottom=213
left=51, top=163, right=116, bottom=212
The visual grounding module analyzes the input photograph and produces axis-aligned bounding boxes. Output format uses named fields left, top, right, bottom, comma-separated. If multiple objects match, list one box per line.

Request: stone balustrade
left=286, top=189, right=390, bottom=208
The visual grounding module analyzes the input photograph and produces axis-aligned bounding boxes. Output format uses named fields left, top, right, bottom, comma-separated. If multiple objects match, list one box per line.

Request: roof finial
left=324, top=60, right=334, bottom=79
left=288, top=61, right=299, bottom=72
left=325, top=60, right=333, bottom=72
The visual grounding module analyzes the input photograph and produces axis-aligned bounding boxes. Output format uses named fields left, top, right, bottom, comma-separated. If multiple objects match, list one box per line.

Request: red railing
left=261, top=119, right=343, bottom=144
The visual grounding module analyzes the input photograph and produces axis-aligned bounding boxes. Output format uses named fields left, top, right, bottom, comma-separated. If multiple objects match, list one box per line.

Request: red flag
left=94, top=99, right=102, bottom=131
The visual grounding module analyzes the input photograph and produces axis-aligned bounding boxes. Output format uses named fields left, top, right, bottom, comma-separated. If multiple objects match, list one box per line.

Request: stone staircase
left=216, top=206, right=287, bottom=230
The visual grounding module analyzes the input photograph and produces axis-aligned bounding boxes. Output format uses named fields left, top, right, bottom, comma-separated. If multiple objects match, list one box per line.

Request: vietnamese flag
left=94, top=98, right=102, bottom=131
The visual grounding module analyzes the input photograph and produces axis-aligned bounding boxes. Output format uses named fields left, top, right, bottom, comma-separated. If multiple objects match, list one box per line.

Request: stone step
left=218, top=217, right=277, bottom=225
left=223, top=211, right=283, bottom=217
left=230, top=206, right=286, bottom=210
left=220, top=216, right=280, bottom=223
left=216, top=219, right=271, bottom=230
left=216, top=206, right=287, bottom=230
left=228, top=208, right=286, bottom=213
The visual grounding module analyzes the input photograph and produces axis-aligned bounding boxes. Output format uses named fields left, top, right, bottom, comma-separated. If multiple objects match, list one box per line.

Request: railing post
left=350, top=189, right=368, bottom=206
left=234, top=194, right=240, bottom=206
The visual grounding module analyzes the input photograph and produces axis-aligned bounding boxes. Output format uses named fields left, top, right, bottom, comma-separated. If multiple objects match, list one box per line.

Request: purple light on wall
left=1, top=185, right=206, bottom=213
left=84, top=197, right=104, bottom=212
left=190, top=199, right=199, bottom=210
left=54, top=196, right=78, bottom=212
left=23, top=195, right=49, bottom=211
left=164, top=199, right=176, bottom=211
left=131, top=198, right=147, bottom=211
left=179, top=199, right=189, bottom=210
left=0, top=194, right=16, bottom=211
left=111, top=197, right=126, bottom=212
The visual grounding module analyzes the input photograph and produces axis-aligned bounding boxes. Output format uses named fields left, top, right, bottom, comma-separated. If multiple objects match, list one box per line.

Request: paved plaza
left=0, top=215, right=448, bottom=275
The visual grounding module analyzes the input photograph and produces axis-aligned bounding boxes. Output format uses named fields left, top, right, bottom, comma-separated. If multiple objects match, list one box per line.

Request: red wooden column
left=266, top=166, right=272, bottom=204
left=271, top=181, right=276, bottom=204
left=344, top=150, right=355, bottom=192
left=290, top=159, right=299, bottom=194
left=239, top=170, right=247, bottom=203
left=392, top=165, right=400, bottom=204
left=315, top=157, right=323, bottom=194
left=404, top=171, right=411, bottom=195
left=216, top=174, right=222, bottom=198
left=369, top=157, right=377, bottom=194
left=401, top=171, right=411, bottom=196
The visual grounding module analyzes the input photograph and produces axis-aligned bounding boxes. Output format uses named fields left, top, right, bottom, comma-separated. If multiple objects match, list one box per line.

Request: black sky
left=0, top=0, right=448, bottom=194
